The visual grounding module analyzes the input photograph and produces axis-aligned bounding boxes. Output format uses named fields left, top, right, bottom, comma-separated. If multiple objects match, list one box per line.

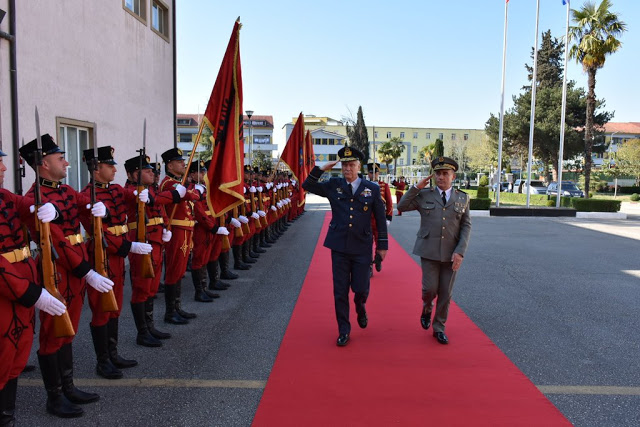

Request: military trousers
left=420, top=258, right=457, bottom=334
left=331, top=250, right=372, bottom=335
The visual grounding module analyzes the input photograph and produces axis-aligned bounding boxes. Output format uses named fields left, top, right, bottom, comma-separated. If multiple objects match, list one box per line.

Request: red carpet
left=253, top=213, right=570, bottom=426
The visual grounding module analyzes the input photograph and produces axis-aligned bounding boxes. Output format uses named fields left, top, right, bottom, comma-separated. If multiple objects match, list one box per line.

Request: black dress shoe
left=357, top=312, right=368, bottom=329
left=433, top=331, right=448, bottom=345
left=374, top=253, right=382, bottom=272
left=336, top=334, right=350, bottom=347
left=420, top=313, right=431, bottom=330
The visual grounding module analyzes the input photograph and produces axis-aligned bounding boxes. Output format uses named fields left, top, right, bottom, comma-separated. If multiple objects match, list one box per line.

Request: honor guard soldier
left=391, top=176, right=407, bottom=216
left=160, top=148, right=203, bottom=324
left=20, top=135, right=114, bottom=418
left=124, top=154, right=182, bottom=345
left=241, top=166, right=260, bottom=265
left=302, top=147, right=388, bottom=347
left=0, top=149, right=65, bottom=425
left=80, top=147, right=153, bottom=379
left=397, top=157, right=471, bottom=345
left=367, top=163, right=393, bottom=274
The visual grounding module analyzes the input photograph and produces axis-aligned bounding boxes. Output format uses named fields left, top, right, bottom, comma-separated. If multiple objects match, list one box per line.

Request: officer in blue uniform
left=302, top=146, right=388, bottom=347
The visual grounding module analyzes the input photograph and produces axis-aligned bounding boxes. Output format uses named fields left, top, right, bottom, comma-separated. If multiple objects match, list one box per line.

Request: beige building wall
left=0, top=0, right=174, bottom=191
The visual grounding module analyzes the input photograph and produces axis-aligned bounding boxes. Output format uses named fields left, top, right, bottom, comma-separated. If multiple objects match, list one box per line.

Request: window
left=57, top=119, right=93, bottom=190
left=413, top=132, right=418, bottom=139
left=400, top=132, right=405, bottom=139
left=179, top=134, right=192, bottom=143
left=426, top=133, right=431, bottom=139
left=328, top=138, right=335, bottom=145
left=464, top=133, right=469, bottom=141
left=399, top=159, right=404, bottom=166
left=123, top=0, right=146, bottom=23
left=328, top=154, right=337, bottom=161
left=438, top=133, right=443, bottom=140
left=451, top=133, right=456, bottom=140
left=413, top=146, right=417, bottom=153
left=254, top=135, right=271, bottom=144
left=374, top=131, right=378, bottom=138
left=151, top=1, right=170, bottom=41
left=322, top=138, right=328, bottom=145
left=177, top=119, right=190, bottom=126
left=386, top=131, right=392, bottom=138
left=313, top=139, right=320, bottom=145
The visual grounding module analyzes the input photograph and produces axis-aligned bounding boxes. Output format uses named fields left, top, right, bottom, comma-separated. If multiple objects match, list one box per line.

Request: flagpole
left=556, top=0, right=570, bottom=208
left=526, top=0, right=541, bottom=208
left=496, top=0, right=509, bottom=207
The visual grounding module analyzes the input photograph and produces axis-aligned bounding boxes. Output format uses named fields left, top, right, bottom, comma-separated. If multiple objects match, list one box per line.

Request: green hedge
left=619, top=186, right=640, bottom=194
left=469, top=198, right=491, bottom=210
left=493, top=192, right=548, bottom=206
left=477, top=186, right=489, bottom=199
left=571, top=199, right=621, bottom=212
left=546, top=196, right=572, bottom=208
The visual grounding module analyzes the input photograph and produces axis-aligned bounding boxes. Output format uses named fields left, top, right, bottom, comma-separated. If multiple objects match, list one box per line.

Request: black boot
left=145, top=298, right=171, bottom=339
left=131, top=302, right=162, bottom=347
left=175, top=280, right=197, bottom=319
left=37, top=352, right=83, bottom=418
left=207, top=261, right=229, bottom=291
left=219, top=251, right=238, bottom=279
left=0, top=378, right=17, bottom=426
left=260, top=230, right=272, bottom=248
left=157, top=282, right=165, bottom=293
left=89, top=324, right=123, bottom=379
left=233, top=245, right=250, bottom=270
left=58, top=343, right=100, bottom=404
left=265, top=227, right=277, bottom=244
left=199, top=267, right=221, bottom=298
left=253, top=235, right=266, bottom=253
left=192, top=268, right=213, bottom=302
left=164, top=284, right=189, bottom=325
left=243, top=241, right=257, bottom=263
left=107, top=318, right=138, bottom=369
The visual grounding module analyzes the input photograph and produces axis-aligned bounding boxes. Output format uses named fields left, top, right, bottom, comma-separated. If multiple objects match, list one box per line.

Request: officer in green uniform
left=397, top=157, right=471, bottom=345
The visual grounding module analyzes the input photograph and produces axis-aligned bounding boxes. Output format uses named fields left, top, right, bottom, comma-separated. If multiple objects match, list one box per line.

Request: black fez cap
left=83, top=146, right=117, bottom=167
left=188, top=160, right=207, bottom=174
left=366, top=163, right=381, bottom=172
left=19, top=134, right=65, bottom=168
left=337, top=146, right=364, bottom=163
left=243, top=165, right=252, bottom=173
left=161, top=148, right=184, bottom=163
left=431, top=156, right=459, bottom=172
left=151, top=162, right=162, bottom=175
left=124, top=154, right=154, bottom=174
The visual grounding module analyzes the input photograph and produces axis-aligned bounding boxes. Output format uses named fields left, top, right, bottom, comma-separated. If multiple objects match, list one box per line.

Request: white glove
left=251, top=212, right=259, bottom=220
left=162, top=229, right=172, bottom=242
left=33, top=202, right=57, bottom=223
left=276, top=201, right=283, bottom=209
left=84, top=270, right=114, bottom=293
left=35, top=289, right=66, bottom=316
left=134, top=188, right=150, bottom=203
left=277, top=184, right=282, bottom=190
left=216, top=226, right=230, bottom=235
left=386, top=220, right=391, bottom=226
left=89, top=202, right=107, bottom=218
left=258, top=210, right=266, bottom=217
left=130, top=242, right=152, bottom=254
left=239, top=215, right=249, bottom=224
left=257, top=186, right=263, bottom=192
left=266, top=182, right=272, bottom=190
left=291, top=180, right=296, bottom=185
left=249, top=186, right=256, bottom=193
left=194, top=184, right=205, bottom=195
left=175, top=184, right=187, bottom=198
left=230, top=218, right=241, bottom=228
left=270, top=205, right=277, bottom=212
left=285, top=198, right=291, bottom=204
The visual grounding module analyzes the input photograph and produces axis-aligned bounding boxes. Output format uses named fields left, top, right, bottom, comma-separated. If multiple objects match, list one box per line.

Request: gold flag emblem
left=344, top=148, right=352, bottom=156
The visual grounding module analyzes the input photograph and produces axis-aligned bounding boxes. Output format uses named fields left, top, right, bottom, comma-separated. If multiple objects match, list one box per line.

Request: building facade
left=593, top=122, right=640, bottom=168
left=0, top=0, right=175, bottom=191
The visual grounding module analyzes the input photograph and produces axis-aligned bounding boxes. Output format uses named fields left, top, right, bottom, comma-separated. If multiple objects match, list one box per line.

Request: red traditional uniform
left=391, top=178, right=407, bottom=216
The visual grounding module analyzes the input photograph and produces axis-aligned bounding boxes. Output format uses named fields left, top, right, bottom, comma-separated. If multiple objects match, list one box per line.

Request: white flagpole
left=496, top=0, right=509, bottom=207
left=556, top=0, right=570, bottom=208
left=526, top=0, right=541, bottom=208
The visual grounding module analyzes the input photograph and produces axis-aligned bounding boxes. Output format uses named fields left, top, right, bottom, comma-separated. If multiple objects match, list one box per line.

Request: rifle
left=136, top=119, right=155, bottom=278
left=232, top=206, right=244, bottom=239
left=89, top=130, right=118, bottom=312
left=249, top=175, right=262, bottom=230
left=34, top=107, right=75, bottom=338
left=257, top=183, right=268, bottom=227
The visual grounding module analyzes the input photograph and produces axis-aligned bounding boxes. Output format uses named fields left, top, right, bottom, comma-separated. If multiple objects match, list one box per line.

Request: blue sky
left=176, top=1, right=639, bottom=148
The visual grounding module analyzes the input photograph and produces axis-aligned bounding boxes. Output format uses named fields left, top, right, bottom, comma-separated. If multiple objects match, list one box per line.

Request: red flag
left=204, top=19, right=244, bottom=217
left=280, top=112, right=305, bottom=183
left=304, top=129, right=315, bottom=178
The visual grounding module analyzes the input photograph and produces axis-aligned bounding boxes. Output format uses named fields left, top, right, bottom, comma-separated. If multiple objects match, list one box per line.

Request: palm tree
left=386, top=137, right=406, bottom=174
left=418, top=143, right=436, bottom=165
left=568, top=0, right=626, bottom=198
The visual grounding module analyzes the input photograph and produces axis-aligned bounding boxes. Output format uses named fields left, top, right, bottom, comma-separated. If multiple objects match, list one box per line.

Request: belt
left=170, top=219, right=195, bottom=228
left=1, top=246, right=31, bottom=263
left=107, top=224, right=129, bottom=236
left=65, top=233, right=84, bottom=245
left=128, top=217, right=164, bottom=230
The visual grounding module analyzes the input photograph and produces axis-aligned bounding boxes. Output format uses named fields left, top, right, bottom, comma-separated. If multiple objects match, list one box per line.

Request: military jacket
left=124, top=181, right=175, bottom=244
left=160, top=174, right=200, bottom=230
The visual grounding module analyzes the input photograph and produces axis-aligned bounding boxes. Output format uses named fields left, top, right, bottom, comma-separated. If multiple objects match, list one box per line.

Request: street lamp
left=245, top=110, right=254, bottom=166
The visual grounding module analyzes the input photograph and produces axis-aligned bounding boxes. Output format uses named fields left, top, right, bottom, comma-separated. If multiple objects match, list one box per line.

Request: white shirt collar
left=349, top=177, right=361, bottom=194
left=439, top=186, right=452, bottom=201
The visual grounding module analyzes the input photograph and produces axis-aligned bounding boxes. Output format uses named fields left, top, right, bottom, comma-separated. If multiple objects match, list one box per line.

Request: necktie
left=441, top=191, right=447, bottom=205
left=347, top=184, right=353, bottom=195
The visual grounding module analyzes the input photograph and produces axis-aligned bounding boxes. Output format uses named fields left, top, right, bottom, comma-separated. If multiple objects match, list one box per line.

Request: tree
left=467, top=133, right=497, bottom=173
left=615, top=139, right=640, bottom=186
left=345, top=106, right=370, bottom=163
left=377, top=144, right=394, bottom=172
left=197, top=124, right=214, bottom=160
left=252, top=151, right=272, bottom=171
left=377, top=137, right=405, bottom=174
left=569, top=0, right=626, bottom=197
left=434, top=138, right=444, bottom=158
left=418, top=143, right=436, bottom=165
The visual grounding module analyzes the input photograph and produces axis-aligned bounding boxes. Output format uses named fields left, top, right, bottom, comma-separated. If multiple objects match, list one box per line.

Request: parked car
left=546, top=181, right=584, bottom=198
left=492, top=182, right=510, bottom=192
left=521, top=180, right=547, bottom=195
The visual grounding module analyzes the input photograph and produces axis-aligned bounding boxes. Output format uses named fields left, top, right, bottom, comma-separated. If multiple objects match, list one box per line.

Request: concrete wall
left=0, top=0, right=174, bottom=190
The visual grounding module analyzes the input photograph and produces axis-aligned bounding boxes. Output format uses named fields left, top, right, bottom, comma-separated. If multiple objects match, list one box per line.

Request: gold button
left=442, top=236, right=444, bottom=239
left=443, top=217, right=446, bottom=220
left=349, top=215, right=353, bottom=219
left=442, top=226, right=445, bottom=229
left=351, top=198, right=354, bottom=202
left=350, top=207, right=353, bottom=211
left=349, top=224, right=353, bottom=227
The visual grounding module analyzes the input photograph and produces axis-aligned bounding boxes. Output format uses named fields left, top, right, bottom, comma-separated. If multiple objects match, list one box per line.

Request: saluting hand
left=416, top=174, right=433, bottom=189
left=451, top=253, right=463, bottom=271
left=321, top=160, right=338, bottom=171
